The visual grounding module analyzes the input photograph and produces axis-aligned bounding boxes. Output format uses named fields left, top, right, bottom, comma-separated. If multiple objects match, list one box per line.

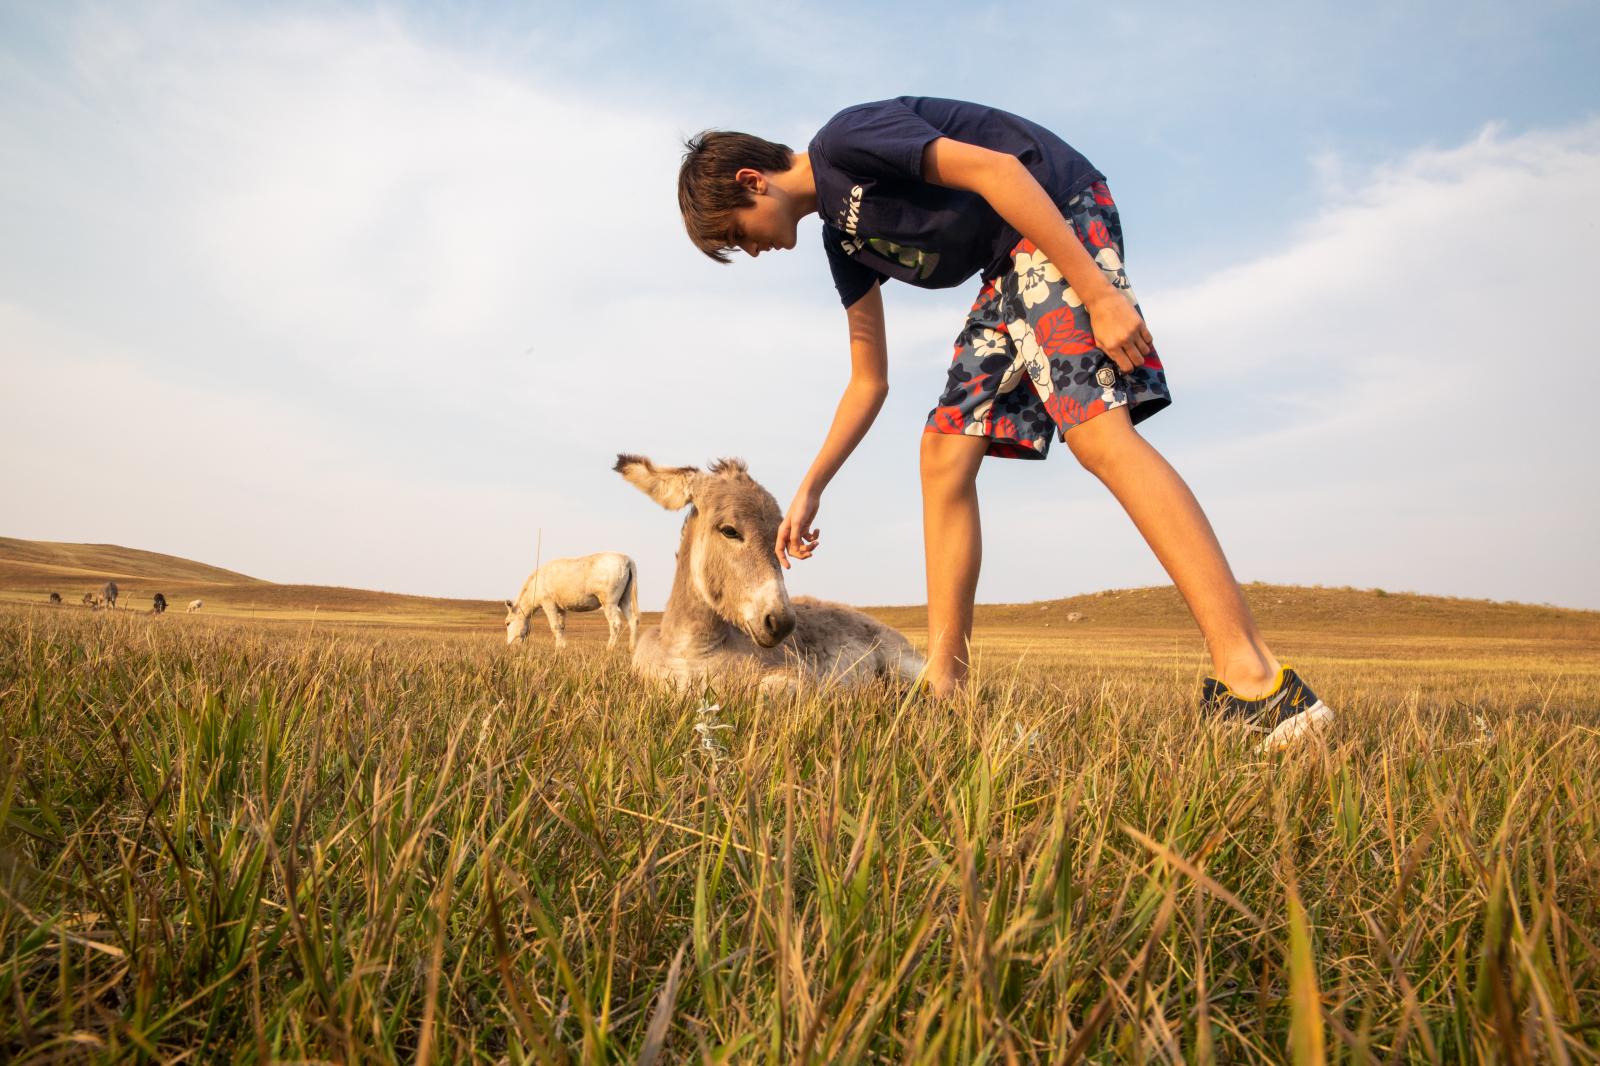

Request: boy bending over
left=677, top=97, right=1331, bottom=748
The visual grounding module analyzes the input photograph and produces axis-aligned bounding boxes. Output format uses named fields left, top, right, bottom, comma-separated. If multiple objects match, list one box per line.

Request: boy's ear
left=733, top=167, right=766, bottom=194
left=615, top=454, right=698, bottom=510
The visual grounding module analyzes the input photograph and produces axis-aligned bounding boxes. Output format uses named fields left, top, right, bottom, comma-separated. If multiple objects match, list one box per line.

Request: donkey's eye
left=719, top=525, right=743, bottom=541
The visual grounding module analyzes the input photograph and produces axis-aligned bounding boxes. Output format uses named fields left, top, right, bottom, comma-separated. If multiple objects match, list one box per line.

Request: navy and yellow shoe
left=1201, top=667, right=1334, bottom=751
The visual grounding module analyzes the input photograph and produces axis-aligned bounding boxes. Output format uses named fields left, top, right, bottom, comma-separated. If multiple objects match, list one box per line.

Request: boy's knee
left=1066, top=408, right=1135, bottom=474
left=920, top=432, right=985, bottom=486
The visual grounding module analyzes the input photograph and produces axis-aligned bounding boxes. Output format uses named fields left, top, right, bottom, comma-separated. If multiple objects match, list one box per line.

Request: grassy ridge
left=2, top=606, right=1598, bottom=1062
left=10, top=535, right=1600, bottom=643
left=0, top=537, right=265, bottom=586
left=0, top=538, right=509, bottom=630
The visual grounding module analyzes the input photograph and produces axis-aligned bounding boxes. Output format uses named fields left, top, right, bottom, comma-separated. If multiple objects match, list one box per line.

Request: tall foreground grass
left=2, top=606, right=1597, bottom=1063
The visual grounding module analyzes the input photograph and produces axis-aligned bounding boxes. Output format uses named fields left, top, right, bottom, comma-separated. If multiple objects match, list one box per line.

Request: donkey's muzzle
left=756, top=608, right=795, bottom=647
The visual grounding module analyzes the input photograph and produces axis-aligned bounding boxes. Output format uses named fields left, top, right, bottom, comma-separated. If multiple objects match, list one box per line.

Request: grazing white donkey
left=615, top=454, right=924, bottom=691
left=187, top=599, right=204, bottom=613
left=504, top=553, right=638, bottom=650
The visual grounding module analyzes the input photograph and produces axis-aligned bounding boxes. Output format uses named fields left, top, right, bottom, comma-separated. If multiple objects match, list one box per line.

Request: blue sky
left=3, top=1, right=1598, bottom=610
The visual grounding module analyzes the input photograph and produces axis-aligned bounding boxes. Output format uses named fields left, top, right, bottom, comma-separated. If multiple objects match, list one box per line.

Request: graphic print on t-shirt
left=831, top=183, right=941, bottom=280
left=837, top=185, right=865, bottom=254
left=866, top=238, right=940, bottom=279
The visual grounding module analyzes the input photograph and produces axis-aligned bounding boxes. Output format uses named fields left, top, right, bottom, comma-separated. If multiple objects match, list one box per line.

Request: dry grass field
left=2, top=539, right=1599, bottom=1062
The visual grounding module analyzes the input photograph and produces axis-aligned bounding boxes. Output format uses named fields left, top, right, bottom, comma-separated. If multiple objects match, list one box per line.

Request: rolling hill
left=0, top=537, right=501, bottom=628
left=0, top=536, right=264, bottom=587
left=2, top=536, right=1597, bottom=641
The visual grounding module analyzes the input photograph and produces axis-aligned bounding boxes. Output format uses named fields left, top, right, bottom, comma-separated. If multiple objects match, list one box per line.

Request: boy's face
left=728, top=169, right=798, bottom=258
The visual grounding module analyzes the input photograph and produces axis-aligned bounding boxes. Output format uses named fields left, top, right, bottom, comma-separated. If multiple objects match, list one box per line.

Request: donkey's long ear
left=615, top=454, right=698, bottom=510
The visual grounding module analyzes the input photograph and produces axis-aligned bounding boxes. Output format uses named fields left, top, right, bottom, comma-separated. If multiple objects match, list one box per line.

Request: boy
left=677, top=97, right=1331, bottom=747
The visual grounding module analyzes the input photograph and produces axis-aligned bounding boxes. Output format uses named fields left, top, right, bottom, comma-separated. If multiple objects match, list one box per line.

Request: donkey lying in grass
left=615, top=453, right=923, bottom=691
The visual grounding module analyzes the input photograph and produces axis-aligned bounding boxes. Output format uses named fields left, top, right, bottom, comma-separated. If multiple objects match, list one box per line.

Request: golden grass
left=2, top=601, right=1598, bottom=1062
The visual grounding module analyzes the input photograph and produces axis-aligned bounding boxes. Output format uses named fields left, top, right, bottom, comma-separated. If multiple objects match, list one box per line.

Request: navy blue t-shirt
left=808, top=97, right=1104, bottom=307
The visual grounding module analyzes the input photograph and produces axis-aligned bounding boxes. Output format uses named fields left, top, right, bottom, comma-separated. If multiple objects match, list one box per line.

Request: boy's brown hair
left=678, top=130, right=794, bottom=263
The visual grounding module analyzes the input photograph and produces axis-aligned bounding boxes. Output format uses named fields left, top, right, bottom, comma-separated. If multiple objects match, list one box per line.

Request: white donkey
left=615, top=454, right=924, bottom=691
left=187, top=599, right=204, bottom=613
left=504, top=552, right=638, bottom=650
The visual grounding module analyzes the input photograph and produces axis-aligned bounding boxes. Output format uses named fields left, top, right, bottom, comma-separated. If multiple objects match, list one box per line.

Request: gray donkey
left=615, top=454, right=923, bottom=692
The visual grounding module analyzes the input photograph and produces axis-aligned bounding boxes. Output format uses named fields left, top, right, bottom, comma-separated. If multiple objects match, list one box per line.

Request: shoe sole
left=1256, top=701, right=1335, bottom=752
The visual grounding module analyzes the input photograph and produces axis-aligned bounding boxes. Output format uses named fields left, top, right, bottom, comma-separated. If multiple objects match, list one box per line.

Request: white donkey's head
left=502, top=599, right=533, bottom=645
left=615, top=454, right=795, bottom=647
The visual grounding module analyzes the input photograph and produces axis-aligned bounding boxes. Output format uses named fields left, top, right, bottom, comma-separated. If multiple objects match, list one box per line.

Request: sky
left=3, top=1, right=1598, bottom=611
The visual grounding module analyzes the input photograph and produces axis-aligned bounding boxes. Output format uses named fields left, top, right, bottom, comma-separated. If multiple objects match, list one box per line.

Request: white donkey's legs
left=601, top=604, right=624, bottom=650
left=543, top=604, right=568, bottom=648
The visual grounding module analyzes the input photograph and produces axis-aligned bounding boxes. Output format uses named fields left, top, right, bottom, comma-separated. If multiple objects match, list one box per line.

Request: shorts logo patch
left=1095, top=366, right=1119, bottom=388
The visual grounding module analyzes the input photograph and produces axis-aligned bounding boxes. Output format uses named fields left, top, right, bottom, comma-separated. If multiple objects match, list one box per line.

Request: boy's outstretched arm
left=922, top=137, right=1154, bottom=372
left=775, top=282, right=890, bottom=568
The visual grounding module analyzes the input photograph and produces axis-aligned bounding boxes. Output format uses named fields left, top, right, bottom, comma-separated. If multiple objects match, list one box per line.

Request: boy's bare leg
left=1066, top=406, right=1280, bottom=696
left=920, top=432, right=989, bottom=695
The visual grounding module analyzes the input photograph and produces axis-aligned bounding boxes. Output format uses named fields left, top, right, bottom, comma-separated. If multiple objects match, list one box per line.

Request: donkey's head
left=615, top=454, right=795, bottom=647
left=503, top=599, right=532, bottom=645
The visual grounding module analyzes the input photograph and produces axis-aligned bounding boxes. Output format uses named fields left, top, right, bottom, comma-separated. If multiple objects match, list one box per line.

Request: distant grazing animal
left=82, top=592, right=101, bottom=608
left=187, top=599, right=204, bottom=613
left=48, top=592, right=62, bottom=604
left=615, top=454, right=924, bottom=691
left=102, top=581, right=118, bottom=609
left=152, top=593, right=168, bottom=614
left=505, top=553, right=638, bottom=650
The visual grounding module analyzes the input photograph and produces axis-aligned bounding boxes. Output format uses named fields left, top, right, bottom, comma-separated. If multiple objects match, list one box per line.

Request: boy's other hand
left=1086, top=293, right=1154, bottom=372
left=776, top=489, right=822, bottom=569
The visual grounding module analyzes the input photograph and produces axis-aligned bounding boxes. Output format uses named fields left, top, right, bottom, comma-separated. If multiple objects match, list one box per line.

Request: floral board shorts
left=925, top=180, right=1171, bottom=460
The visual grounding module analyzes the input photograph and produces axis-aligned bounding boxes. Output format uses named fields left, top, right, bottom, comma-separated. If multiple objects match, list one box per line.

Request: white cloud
left=1152, top=120, right=1600, bottom=378
left=76, top=9, right=679, bottom=388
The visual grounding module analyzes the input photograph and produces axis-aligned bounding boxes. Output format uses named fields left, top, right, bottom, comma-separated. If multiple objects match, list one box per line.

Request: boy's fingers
left=775, top=527, right=820, bottom=564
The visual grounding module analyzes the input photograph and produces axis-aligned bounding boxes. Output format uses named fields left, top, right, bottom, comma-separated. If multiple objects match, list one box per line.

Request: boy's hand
left=775, top=489, right=822, bottom=569
left=1086, top=292, right=1155, bottom=373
